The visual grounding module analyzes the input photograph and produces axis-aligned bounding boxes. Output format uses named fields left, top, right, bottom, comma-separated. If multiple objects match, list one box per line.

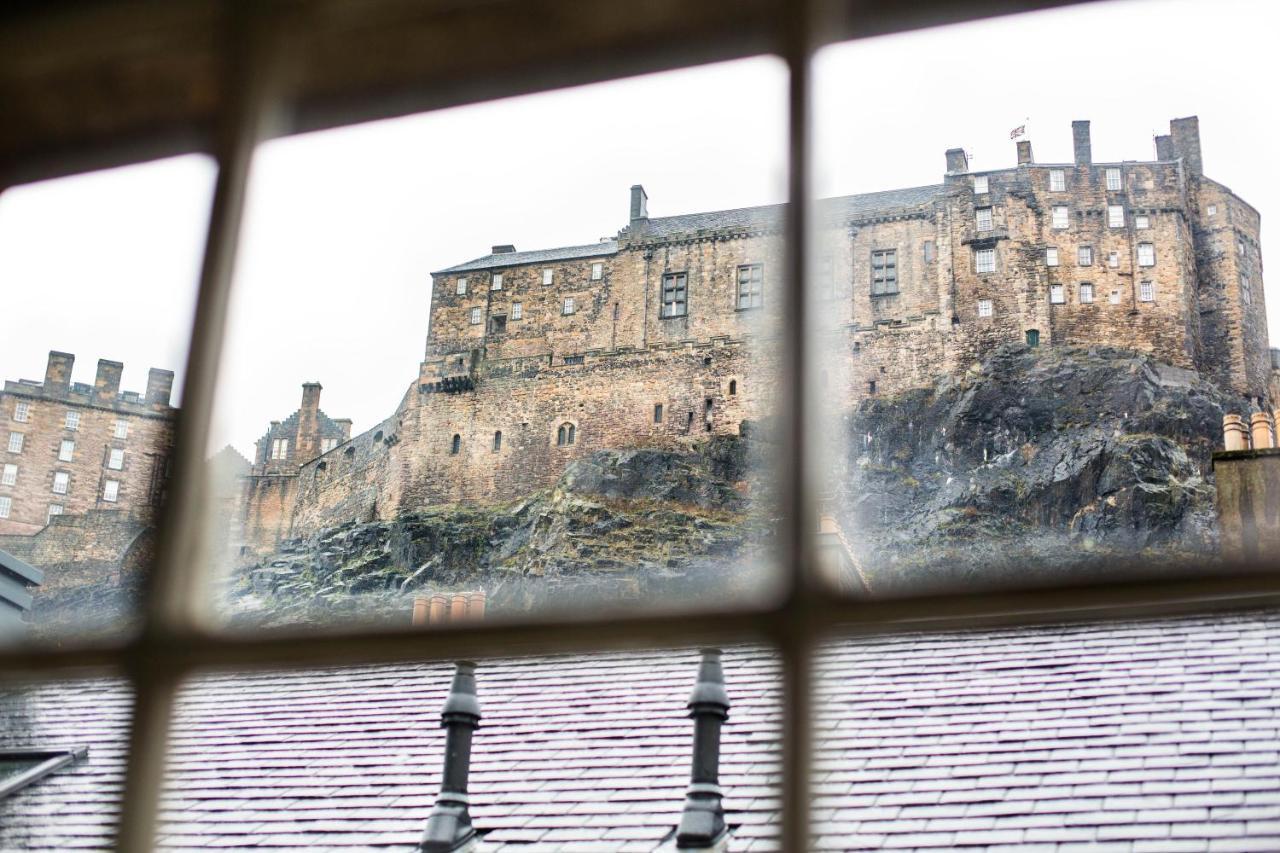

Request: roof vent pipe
left=676, top=649, right=731, bottom=849
left=420, top=662, right=482, bottom=852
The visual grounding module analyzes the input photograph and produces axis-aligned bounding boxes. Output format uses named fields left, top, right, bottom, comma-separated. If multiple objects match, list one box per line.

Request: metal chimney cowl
left=675, top=649, right=731, bottom=850
left=420, top=661, right=482, bottom=852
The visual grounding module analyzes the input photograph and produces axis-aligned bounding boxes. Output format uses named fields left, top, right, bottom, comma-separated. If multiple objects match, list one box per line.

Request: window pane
left=0, top=156, right=213, bottom=643
left=204, top=59, right=787, bottom=632
left=813, top=0, right=1278, bottom=599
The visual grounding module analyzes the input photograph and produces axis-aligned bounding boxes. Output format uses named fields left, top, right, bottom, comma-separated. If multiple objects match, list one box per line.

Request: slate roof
left=3, top=609, right=1280, bottom=851
left=433, top=184, right=944, bottom=275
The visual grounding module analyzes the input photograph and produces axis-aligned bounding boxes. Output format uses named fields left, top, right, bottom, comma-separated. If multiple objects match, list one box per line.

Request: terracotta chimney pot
left=1250, top=412, right=1274, bottom=449
left=412, top=596, right=430, bottom=626
left=430, top=593, right=448, bottom=624
left=451, top=592, right=469, bottom=621
left=1224, top=414, right=1248, bottom=451
left=467, top=590, right=486, bottom=620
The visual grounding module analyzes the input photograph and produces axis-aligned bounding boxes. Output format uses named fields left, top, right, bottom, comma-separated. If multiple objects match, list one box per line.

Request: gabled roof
left=3, top=610, right=1279, bottom=850
left=434, top=241, right=619, bottom=276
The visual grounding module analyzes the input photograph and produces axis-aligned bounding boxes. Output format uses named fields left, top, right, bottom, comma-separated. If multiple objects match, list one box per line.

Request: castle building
left=213, top=118, right=1262, bottom=554
left=0, top=351, right=175, bottom=535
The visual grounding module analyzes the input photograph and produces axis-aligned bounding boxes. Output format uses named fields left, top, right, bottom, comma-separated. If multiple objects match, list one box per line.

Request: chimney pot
left=1250, top=412, right=1274, bottom=450
left=430, top=593, right=448, bottom=624
left=413, top=596, right=430, bottom=626
left=630, top=184, right=648, bottom=221
left=420, top=662, right=481, bottom=852
left=1072, top=120, right=1092, bottom=166
left=1224, top=414, right=1248, bottom=451
left=450, top=592, right=468, bottom=621
left=467, top=590, right=486, bottom=620
left=676, top=649, right=731, bottom=849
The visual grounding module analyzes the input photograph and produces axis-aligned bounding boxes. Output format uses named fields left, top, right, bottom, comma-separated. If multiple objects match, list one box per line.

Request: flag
left=1010, top=125, right=1026, bottom=139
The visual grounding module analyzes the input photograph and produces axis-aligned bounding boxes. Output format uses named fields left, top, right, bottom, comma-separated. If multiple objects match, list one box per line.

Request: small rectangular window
left=114, top=420, right=129, bottom=440
left=58, top=440, right=74, bottom=462
left=321, top=438, right=337, bottom=453
left=1242, top=276, right=1252, bottom=305
left=591, top=262, right=604, bottom=281
left=654, top=403, right=663, bottom=424
left=1237, top=237, right=1246, bottom=255
left=1135, top=215, right=1150, bottom=230
left=1108, top=251, right=1120, bottom=269
left=108, top=448, right=124, bottom=470
left=1107, top=205, right=1124, bottom=228
left=977, top=299, right=993, bottom=318
left=1078, top=246, right=1094, bottom=266
left=1105, top=168, right=1122, bottom=191
left=52, top=471, right=69, bottom=494
left=563, top=355, right=584, bottom=365
left=490, top=273, right=503, bottom=291
left=47, top=504, right=63, bottom=521
left=975, top=248, right=996, bottom=274
left=456, top=277, right=468, bottom=295
left=870, top=250, right=897, bottom=295
left=1109, top=289, right=1122, bottom=305
left=1079, top=283, right=1095, bottom=304
left=563, top=297, right=575, bottom=315
left=1050, top=284, right=1065, bottom=304
left=661, top=272, right=688, bottom=318
left=1139, top=281, right=1155, bottom=303
left=975, top=207, right=993, bottom=232
left=737, top=263, right=764, bottom=309
left=469, top=307, right=482, bottom=325
left=1045, top=248, right=1059, bottom=267
left=7, top=433, right=23, bottom=454
left=1052, top=206, right=1070, bottom=229
left=12, top=401, right=29, bottom=423
left=973, top=175, right=989, bottom=194
left=542, top=268, right=553, bottom=285
left=0, top=496, right=9, bottom=519
left=103, top=480, right=120, bottom=503
left=1207, top=204, right=1218, bottom=216
left=1137, top=243, right=1156, bottom=267
left=923, top=241, right=936, bottom=264
left=65, top=411, right=80, bottom=430
left=270, top=438, right=288, bottom=460
left=511, top=302, right=523, bottom=321
left=1, top=464, right=16, bottom=486
left=488, top=314, right=507, bottom=334
left=1049, top=170, right=1066, bottom=192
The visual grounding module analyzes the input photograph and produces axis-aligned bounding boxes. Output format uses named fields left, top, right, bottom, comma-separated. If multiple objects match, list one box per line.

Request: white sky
left=0, top=0, right=1275, bottom=459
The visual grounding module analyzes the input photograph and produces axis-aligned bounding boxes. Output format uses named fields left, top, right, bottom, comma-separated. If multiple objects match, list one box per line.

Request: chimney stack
left=43, top=351, right=74, bottom=397
left=944, top=147, right=968, bottom=175
left=420, top=662, right=482, bottom=852
left=1155, top=134, right=1175, bottom=161
left=630, top=184, right=648, bottom=222
left=146, top=368, right=174, bottom=407
left=490, top=244, right=515, bottom=255
left=93, top=359, right=123, bottom=405
left=1071, top=120, right=1092, bottom=166
left=1016, top=140, right=1034, bottom=165
left=675, top=649, right=731, bottom=850
left=1169, top=116, right=1203, bottom=177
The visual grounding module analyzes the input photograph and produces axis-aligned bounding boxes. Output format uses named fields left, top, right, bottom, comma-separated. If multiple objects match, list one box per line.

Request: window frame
left=0, top=495, right=9, bottom=519
left=1049, top=169, right=1066, bottom=192
left=661, top=271, right=689, bottom=318
left=103, top=479, right=121, bottom=502
left=12, top=401, right=30, bottom=423
left=1138, top=242, right=1156, bottom=267
left=1105, top=167, right=1121, bottom=191
left=1079, top=282, right=1095, bottom=304
left=52, top=471, right=69, bottom=495
left=736, top=262, right=764, bottom=309
left=58, top=440, right=75, bottom=462
left=1051, top=205, right=1070, bottom=229
left=1, top=463, right=16, bottom=486
left=869, top=249, right=898, bottom=296
left=975, top=206, right=993, bottom=232
left=64, top=410, right=80, bottom=431
left=974, top=247, right=996, bottom=274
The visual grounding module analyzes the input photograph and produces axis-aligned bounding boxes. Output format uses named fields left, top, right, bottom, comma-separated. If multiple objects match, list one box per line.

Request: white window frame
left=1242, top=276, right=1252, bottom=305
left=0, top=495, right=10, bottom=519
left=1105, top=168, right=1122, bottom=191
left=1107, top=205, right=1124, bottom=228
left=108, top=448, right=125, bottom=470
left=590, top=262, right=603, bottom=281
left=511, top=302, right=523, bottom=321
left=1079, top=283, right=1095, bottom=304
left=977, top=298, right=993, bottom=318
left=1108, top=251, right=1120, bottom=269
left=1207, top=204, right=1218, bottom=216
left=12, top=401, right=30, bottom=423
left=1135, top=215, right=1150, bottom=230
left=1045, top=248, right=1059, bottom=267
left=973, top=175, right=989, bottom=194
left=542, top=268, right=553, bottom=286
left=103, top=479, right=120, bottom=503
left=563, top=297, right=575, bottom=315
left=1051, top=206, right=1069, bottom=229
left=64, top=410, right=80, bottom=430
left=456, top=277, right=468, bottom=295
left=469, top=307, right=482, bottom=325
left=1078, top=246, right=1094, bottom=267
left=975, top=207, right=993, bottom=232
left=1049, top=169, right=1066, bottom=192
left=58, top=440, right=74, bottom=462
left=1110, top=289, right=1122, bottom=305
left=114, top=420, right=129, bottom=440
left=270, top=439, right=288, bottom=461
left=1137, top=243, right=1156, bottom=267
left=490, top=273, right=503, bottom=291
left=975, top=248, right=996, bottom=274
left=1, top=463, right=16, bottom=486
left=52, top=471, right=69, bottom=495
left=46, top=504, right=63, bottom=522
left=320, top=438, right=337, bottom=454
left=1139, top=281, right=1155, bottom=303
left=7, top=432, right=23, bottom=454
left=1050, top=284, right=1065, bottom=304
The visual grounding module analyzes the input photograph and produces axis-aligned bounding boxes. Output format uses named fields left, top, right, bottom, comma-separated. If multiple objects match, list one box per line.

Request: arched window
left=451, top=434, right=461, bottom=454
left=728, top=379, right=737, bottom=396
left=557, top=422, right=576, bottom=446
left=568, top=424, right=576, bottom=445
left=493, top=431, right=502, bottom=452
left=374, top=430, right=383, bottom=443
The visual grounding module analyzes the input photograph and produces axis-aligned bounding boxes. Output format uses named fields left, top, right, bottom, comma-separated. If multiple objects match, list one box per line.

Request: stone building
left=0, top=351, right=175, bottom=536
left=226, top=117, right=1267, bottom=552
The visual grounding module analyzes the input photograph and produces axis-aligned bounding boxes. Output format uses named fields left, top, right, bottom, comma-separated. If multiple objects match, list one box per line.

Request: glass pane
left=0, top=156, right=216, bottom=642
left=814, top=611, right=1280, bottom=849
left=0, top=675, right=132, bottom=848
left=161, top=648, right=781, bottom=848
left=204, top=58, right=787, bottom=632
left=812, top=0, right=1279, bottom=597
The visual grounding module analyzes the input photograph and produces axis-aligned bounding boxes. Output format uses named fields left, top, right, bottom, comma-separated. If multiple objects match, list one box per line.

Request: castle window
left=450, top=434, right=460, bottom=455
left=737, top=263, right=764, bottom=309
left=661, top=272, right=688, bottom=318
left=1079, top=283, right=1095, bottom=303
left=1107, top=205, right=1124, bottom=228
left=870, top=250, right=897, bottom=295
left=493, top=431, right=502, bottom=452
left=344, top=446, right=355, bottom=457
left=591, top=262, right=603, bottom=281
left=1237, top=237, right=1246, bottom=255
left=456, top=277, right=468, bottom=295
left=975, top=207, right=993, bottom=232
left=65, top=411, right=80, bottom=430
left=1045, top=248, right=1059, bottom=267
left=316, top=461, right=327, bottom=472
left=1207, top=204, right=1218, bottom=216
left=1026, top=329, right=1040, bottom=347
left=1137, top=242, right=1156, bottom=267
left=489, top=314, right=507, bottom=334
left=374, top=431, right=383, bottom=443
left=729, top=379, right=737, bottom=396
left=47, top=504, right=62, bottom=521
left=654, top=404, right=663, bottom=424
left=58, top=440, right=74, bottom=462
left=563, top=297, right=575, bottom=315
left=490, top=273, right=503, bottom=291
left=103, top=479, right=119, bottom=502
left=0, top=496, right=9, bottom=519
left=7, top=433, right=23, bottom=454
left=974, top=248, right=996, bottom=274
left=12, top=401, right=29, bottom=423
left=469, top=307, right=482, bottom=325
left=613, top=302, right=620, bottom=320
left=1, top=464, right=15, bottom=486
left=1049, top=169, right=1066, bottom=192
left=923, top=241, right=936, bottom=264
left=1135, top=215, right=1150, bottom=230
left=1078, top=246, right=1094, bottom=266
left=542, top=268, right=553, bottom=285
left=1108, top=251, right=1120, bottom=268
left=973, top=175, right=989, bottom=194
left=114, top=420, right=129, bottom=440
left=108, top=448, right=124, bottom=470
left=1051, top=206, right=1069, bottom=229
left=977, top=299, right=993, bottom=318
left=1139, top=281, right=1155, bottom=303
left=563, top=354, right=584, bottom=365
left=321, top=438, right=337, bottom=453
left=1105, top=168, right=1122, bottom=192
left=512, top=302, right=522, bottom=321
left=556, top=423, right=576, bottom=446
left=868, top=380, right=877, bottom=395
left=1242, top=276, right=1251, bottom=305
left=1050, top=285, right=1065, bottom=304
left=52, top=471, right=69, bottom=494
left=270, top=438, right=288, bottom=460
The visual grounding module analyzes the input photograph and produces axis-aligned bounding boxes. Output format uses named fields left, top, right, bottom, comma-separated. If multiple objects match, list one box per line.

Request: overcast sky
left=0, top=0, right=1275, bottom=458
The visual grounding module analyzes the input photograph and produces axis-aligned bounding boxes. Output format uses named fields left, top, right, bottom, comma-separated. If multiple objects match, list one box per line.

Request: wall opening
left=1026, top=328, right=1041, bottom=347
left=654, top=403, right=663, bottom=424
left=728, top=379, right=737, bottom=396
left=556, top=423, right=576, bottom=446
left=451, top=434, right=461, bottom=455
left=493, top=431, right=502, bottom=452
